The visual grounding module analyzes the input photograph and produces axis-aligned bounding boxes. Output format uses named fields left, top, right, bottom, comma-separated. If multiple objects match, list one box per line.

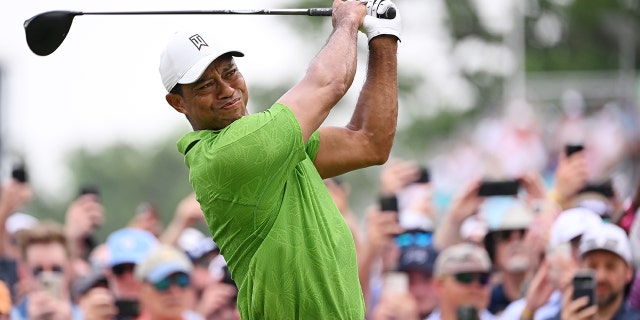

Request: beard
left=597, top=286, right=621, bottom=308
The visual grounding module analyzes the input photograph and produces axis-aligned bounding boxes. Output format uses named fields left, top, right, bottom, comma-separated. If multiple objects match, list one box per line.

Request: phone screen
left=565, top=144, right=585, bottom=157
left=38, top=271, right=64, bottom=300
left=572, top=270, right=596, bottom=310
left=382, top=271, right=408, bottom=294
left=379, top=195, right=399, bottom=212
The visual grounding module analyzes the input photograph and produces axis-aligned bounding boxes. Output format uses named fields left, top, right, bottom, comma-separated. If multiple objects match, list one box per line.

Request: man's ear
left=166, top=93, right=186, bottom=114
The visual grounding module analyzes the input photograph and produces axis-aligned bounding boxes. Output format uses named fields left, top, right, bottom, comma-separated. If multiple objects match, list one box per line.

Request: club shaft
left=79, top=8, right=332, bottom=17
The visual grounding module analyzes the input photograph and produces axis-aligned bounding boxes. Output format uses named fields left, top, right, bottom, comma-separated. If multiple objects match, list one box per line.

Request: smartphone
left=477, top=180, right=520, bottom=196
left=11, top=164, right=28, bottom=183
left=115, top=300, right=140, bottom=318
left=78, top=185, right=100, bottom=198
left=578, top=181, right=614, bottom=198
left=382, top=271, right=408, bottom=294
left=572, top=269, right=596, bottom=310
left=565, top=144, right=585, bottom=157
left=38, top=271, right=64, bottom=300
left=379, top=195, right=399, bottom=212
left=415, top=167, right=430, bottom=184
left=456, top=305, right=479, bottom=320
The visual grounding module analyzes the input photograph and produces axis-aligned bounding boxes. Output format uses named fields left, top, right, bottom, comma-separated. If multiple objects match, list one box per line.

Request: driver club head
left=24, top=11, right=81, bottom=56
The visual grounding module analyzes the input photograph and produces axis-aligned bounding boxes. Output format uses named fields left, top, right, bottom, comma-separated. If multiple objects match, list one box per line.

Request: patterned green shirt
left=177, top=103, right=365, bottom=320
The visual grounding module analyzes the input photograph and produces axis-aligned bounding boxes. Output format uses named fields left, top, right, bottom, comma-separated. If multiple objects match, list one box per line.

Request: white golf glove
left=360, top=0, right=401, bottom=42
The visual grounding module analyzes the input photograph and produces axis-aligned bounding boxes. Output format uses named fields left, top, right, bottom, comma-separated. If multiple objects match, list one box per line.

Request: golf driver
left=24, top=6, right=396, bottom=56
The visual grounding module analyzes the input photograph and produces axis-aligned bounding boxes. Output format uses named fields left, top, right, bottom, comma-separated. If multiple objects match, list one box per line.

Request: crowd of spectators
left=0, top=93, right=639, bottom=320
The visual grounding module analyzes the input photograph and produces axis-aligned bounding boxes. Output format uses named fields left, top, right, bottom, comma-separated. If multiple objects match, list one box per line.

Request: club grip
left=309, top=7, right=396, bottom=19
left=308, top=8, right=332, bottom=16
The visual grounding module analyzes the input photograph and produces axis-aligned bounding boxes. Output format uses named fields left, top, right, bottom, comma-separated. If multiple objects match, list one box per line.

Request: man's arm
left=315, top=35, right=398, bottom=178
left=278, top=0, right=365, bottom=142
left=314, top=0, right=401, bottom=178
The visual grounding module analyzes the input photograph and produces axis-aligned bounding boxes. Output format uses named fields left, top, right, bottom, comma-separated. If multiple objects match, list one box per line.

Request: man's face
left=436, top=271, right=491, bottom=312
left=24, top=242, right=70, bottom=285
left=407, top=270, right=437, bottom=317
left=106, top=263, right=141, bottom=299
left=493, top=229, right=530, bottom=272
left=140, top=272, right=192, bottom=318
left=168, top=56, right=249, bottom=130
left=582, top=250, right=632, bottom=308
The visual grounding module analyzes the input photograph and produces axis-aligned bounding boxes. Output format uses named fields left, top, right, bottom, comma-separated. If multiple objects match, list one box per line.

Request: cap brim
left=146, top=263, right=191, bottom=283
left=178, top=51, right=244, bottom=85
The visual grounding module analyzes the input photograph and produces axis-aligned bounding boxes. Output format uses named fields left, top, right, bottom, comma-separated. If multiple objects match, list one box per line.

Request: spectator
left=105, top=227, right=158, bottom=320
left=427, top=242, right=495, bottom=319
left=64, top=191, right=104, bottom=277
left=481, top=197, right=535, bottom=315
left=396, top=241, right=439, bottom=318
left=134, top=245, right=203, bottom=320
left=11, top=221, right=83, bottom=319
left=551, top=223, right=640, bottom=319
left=0, top=178, right=33, bottom=301
left=500, top=207, right=603, bottom=319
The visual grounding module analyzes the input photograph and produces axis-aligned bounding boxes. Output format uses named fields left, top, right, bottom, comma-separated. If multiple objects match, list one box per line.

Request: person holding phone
left=427, top=243, right=496, bottom=320
left=550, top=223, right=640, bottom=320
left=10, top=221, right=83, bottom=320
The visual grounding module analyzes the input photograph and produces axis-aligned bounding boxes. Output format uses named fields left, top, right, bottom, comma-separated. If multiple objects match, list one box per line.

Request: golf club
left=24, top=7, right=396, bottom=56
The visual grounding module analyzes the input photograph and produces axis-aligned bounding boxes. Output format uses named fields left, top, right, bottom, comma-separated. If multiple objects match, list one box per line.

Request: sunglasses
left=112, top=263, right=136, bottom=276
left=492, top=229, right=526, bottom=242
left=395, top=231, right=433, bottom=248
left=32, top=265, right=63, bottom=277
left=153, top=272, right=190, bottom=292
left=453, top=272, right=491, bottom=286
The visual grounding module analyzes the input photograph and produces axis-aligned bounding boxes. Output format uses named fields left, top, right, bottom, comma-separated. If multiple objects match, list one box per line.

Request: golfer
left=160, top=0, right=401, bottom=318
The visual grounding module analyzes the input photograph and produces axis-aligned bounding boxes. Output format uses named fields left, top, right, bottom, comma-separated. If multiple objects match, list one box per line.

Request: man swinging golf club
left=160, top=0, right=401, bottom=318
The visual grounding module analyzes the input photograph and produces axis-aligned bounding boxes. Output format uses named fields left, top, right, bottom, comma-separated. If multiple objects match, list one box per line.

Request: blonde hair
left=16, top=220, right=69, bottom=260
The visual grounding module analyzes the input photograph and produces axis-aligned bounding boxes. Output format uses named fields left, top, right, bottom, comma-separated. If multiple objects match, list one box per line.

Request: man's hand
left=523, top=259, right=555, bottom=315
left=365, top=208, right=403, bottom=257
left=65, top=194, right=104, bottom=242
left=361, top=0, right=402, bottom=42
left=27, top=290, right=73, bottom=320
left=379, top=159, right=421, bottom=196
left=560, top=287, right=597, bottom=320
left=554, top=152, right=588, bottom=207
left=78, top=287, right=117, bottom=320
left=370, top=291, right=420, bottom=320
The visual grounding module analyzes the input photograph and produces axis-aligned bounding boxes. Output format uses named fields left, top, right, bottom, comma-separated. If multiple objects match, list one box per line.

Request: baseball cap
left=159, top=31, right=244, bottom=92
left=398, top=244, right=439, bottom=274
left=482, top=197, right=534, bottom=232
left=579, top=222, right=632, bottom=266
left=106, top=228, right=158, bottom=267
left=548, top=207, right=603, bottom=248
left=135, top=245, right=193, bottom=283
left=434, top=243, right=492, bottom=277
left=5, top=212, right=38, bottom=235
left=177, top=228, right=218, bottom=261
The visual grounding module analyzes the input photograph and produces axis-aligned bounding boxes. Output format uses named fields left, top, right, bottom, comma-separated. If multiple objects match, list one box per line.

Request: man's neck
left=501, top=271, right=527, bottom=301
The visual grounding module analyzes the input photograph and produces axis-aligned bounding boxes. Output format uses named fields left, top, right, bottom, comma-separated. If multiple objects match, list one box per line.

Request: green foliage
left=25, top=132, right=194, bottom=242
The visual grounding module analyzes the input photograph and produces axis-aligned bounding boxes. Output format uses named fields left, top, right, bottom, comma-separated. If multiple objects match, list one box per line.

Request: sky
left=0, top=0, right=515, bottom=198
left=0, top=0, right=332, bottom=196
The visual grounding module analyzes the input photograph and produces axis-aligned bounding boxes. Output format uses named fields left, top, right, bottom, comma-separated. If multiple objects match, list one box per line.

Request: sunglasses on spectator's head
left=395, top=231, right=433, bottom=248
left=152, top=272, right=190, bottom=292
left=491, top=229, right=526, bottom=242
left=112, top=263, right=136, bottom=276
left=453, top=272, right=491, bottom=286
left=32, top=265, right=63, bottom=277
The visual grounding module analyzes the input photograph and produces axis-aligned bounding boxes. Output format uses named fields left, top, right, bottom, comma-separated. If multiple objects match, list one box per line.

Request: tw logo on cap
left=189, top=34, right=208, bottom=51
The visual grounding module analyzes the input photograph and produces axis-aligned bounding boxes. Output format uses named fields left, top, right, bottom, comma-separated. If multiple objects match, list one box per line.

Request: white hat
left=579, top=223, right=632, bottom=266
left=5, top=212, right=38, bottom=235
left=159, top=31, right=244, bottom=92
left=548, top=207, right=603, bottom=248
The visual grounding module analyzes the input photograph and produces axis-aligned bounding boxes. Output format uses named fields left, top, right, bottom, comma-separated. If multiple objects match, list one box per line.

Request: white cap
left=579, top=222, right=632, bottom=266
left=548, top=207, right=603, bottom=248
left=5, top=212, right=38, bottom=235
left=159, top=31, right=244, bottom=92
